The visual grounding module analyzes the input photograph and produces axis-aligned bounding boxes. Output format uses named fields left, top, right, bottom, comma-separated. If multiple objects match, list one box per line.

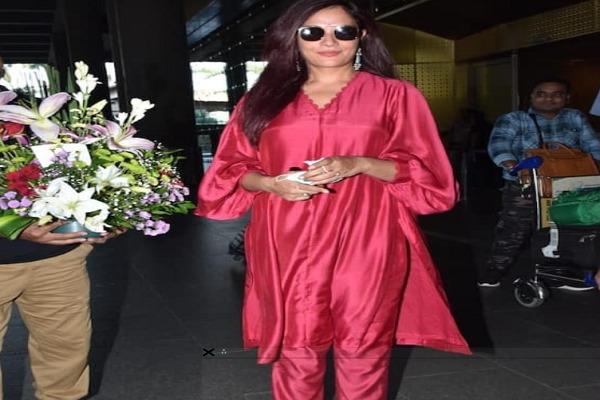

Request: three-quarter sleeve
left=381, top=83, right=458, bottom=215
left=194, top=106, right=265, bottom=220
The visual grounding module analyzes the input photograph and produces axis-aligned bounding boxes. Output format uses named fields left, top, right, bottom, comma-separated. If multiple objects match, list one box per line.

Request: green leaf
left=0, top=215, right=35, bottom=240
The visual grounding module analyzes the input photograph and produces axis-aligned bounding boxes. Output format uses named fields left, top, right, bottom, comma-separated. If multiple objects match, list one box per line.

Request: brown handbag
left=524, top=115, right=599, bottom=197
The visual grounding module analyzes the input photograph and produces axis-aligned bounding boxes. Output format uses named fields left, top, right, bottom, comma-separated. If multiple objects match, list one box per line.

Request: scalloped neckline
left=301, top=72, right=362, bottom=112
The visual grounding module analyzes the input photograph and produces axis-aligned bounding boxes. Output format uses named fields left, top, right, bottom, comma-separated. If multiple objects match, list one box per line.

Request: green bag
left=549, top=189, right=600, bottom=225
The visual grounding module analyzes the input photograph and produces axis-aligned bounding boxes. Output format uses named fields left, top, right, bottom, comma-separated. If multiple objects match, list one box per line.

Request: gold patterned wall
left=380, top=0, right=600, bottom=131
left=469, top=58, right=514, bottom=123
left=380, top=23, right=456, bottom=131
left=456, top=0, right=600, bottom=61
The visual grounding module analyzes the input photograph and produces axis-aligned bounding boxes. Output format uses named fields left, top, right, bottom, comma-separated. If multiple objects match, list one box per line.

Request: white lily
left=74, top=61, right=89, bottom=80
left=29, top=179, right=108, bottom=227
left=129, top=98, right=154, bottom=123
left=89, top=120, right=154, bottom=151
left=0, top=91, right=17, bottom=105
left=92, top=165, right=130, bottom=192
left=0, top=92, right=70, bottom=141
left=88, top=99, right=107, bottom=115
left=76, top=75, right=99, bottom=94
left=115, top=112, right=128, bottom=125
left=28, top=178, right=68, bottom=219
left=85, top=209, right=109, bottom=233
left=55, top=182, right=108, bottom=225
left=73, top=92, right=85, bottom=106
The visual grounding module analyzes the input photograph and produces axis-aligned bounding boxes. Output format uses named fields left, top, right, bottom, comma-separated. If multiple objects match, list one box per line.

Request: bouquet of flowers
left=0, top=61, right=194, bottom=239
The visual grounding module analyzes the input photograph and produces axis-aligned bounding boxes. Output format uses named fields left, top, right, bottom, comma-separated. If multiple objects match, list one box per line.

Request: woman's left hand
left=302, top=156, right=365, bottom=185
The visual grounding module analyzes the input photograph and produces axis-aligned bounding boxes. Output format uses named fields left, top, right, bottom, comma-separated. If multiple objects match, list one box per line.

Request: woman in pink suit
left=195, top=0, right=470, bottom=398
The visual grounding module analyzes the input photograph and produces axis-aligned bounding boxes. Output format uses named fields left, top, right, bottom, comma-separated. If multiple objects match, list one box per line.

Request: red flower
left=7, top=181, right=33, bottom=196
left=3, top=122, right=24, bottom=135
left=5, top=164, right=41, bottom=196
left=0, top=122, right=28, bottom=145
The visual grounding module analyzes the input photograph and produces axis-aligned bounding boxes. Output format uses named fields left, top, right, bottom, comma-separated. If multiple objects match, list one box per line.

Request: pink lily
left=88, top=120, right=154, bottom=151
left=0, top=92, right=70, bottom=142
left=0, top=91, right=17, bottom=105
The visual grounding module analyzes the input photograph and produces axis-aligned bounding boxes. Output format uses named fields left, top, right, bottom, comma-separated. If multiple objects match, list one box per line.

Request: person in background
left=478, top=77, right=600, bottom=289
left=195, top=1, right=469, bottom=398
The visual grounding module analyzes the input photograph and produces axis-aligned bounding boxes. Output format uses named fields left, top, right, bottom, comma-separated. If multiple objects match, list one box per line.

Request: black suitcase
left=531, top=226, right=600, bottom=270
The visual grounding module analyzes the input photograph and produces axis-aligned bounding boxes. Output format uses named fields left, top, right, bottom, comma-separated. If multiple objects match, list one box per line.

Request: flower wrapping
left=0, top=61, right=194, bottom=237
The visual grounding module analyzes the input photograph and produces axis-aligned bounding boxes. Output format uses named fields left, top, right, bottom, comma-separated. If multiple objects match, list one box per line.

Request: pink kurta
left=195, top=72, right=471, bottom=363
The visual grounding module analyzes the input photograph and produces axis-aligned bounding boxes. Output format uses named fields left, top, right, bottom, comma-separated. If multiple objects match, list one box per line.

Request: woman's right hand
left=269, top=174, right=329, bottom=201
left=241, top=171, right=328, bottom=201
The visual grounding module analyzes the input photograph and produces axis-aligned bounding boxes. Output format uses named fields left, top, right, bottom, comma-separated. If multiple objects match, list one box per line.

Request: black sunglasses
left=297, top=25, right=360, bottom=41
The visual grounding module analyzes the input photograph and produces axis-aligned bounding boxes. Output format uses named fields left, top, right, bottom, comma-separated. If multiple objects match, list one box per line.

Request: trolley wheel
left=513, top=279, right=548, bottom=308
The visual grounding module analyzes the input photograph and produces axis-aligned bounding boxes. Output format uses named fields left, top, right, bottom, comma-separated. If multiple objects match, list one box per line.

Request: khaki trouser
left=0, top=244, right=93, bottom=400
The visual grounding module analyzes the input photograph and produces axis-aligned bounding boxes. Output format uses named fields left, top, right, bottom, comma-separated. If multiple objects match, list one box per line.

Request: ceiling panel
left=0, top=0, right=56, bottom=63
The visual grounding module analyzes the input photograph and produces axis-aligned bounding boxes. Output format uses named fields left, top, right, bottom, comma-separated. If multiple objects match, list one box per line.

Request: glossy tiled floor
left=3, top=191, right=600, bottom=400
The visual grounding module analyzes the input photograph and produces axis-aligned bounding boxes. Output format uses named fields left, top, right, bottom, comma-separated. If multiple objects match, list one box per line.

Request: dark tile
left=397, top=368, right=575, bottom=400
left=199, top=356, right=271, bottom=399
left=94, top=339, right=203, bottom=400
left=493, top=347, right=600, bottom=389
left=401, top=348, right=496, bottom=378
left=560, top=383, right=600, bottom=400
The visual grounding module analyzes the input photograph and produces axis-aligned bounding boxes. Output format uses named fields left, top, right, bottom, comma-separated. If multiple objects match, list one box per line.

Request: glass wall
left=191, top=60, right=268, bottom=170
left=245, top=61, right=267, bottom=90
left=190, top=62, right=230, bottom=125
left=0, top=64, right=49, bottom=97
left=104, top=62, right=119, bottom=116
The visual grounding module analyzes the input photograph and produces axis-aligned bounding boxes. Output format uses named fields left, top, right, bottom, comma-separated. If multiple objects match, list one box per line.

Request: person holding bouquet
left=196, top=1, right=470, bottom=398
left=0, top=218, right=120, bottom=400
left=0, top=60, right=192, bottom=399
left=0, top=90, right=123, bottom=399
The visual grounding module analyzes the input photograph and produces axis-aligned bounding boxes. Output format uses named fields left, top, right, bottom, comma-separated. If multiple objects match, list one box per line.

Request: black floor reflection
left=85, top=235, right=132, bottom=398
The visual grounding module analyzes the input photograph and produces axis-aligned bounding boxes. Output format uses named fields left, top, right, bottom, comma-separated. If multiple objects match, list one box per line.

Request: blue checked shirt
left=487, top=108, right=600, bottom=181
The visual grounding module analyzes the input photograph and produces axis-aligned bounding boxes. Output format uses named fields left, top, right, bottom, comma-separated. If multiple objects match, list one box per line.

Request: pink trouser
left=272, top=342, right=393, bottom=400
left=271, top=263, right=403, bottom=400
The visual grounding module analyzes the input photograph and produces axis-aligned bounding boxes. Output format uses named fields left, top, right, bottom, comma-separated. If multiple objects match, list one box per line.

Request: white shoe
left=555, top=285, right=596, bottom=291
left=477, top=281, right=501, bottom=288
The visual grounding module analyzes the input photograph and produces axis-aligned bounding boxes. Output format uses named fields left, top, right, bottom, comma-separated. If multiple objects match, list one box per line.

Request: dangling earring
left=296, top=60, right=302, bottom=72
left=353, top=48, right=362, bottom=71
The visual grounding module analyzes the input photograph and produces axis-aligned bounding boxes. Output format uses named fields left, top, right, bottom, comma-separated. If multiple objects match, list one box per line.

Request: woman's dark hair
left=241, top=0, right=395, bottom=145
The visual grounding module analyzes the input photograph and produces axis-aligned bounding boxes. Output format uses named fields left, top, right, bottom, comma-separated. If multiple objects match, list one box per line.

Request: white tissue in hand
left=280, top=158, right=326, bottom=185
left=304, top=157, right=325, bottom=166
left=282, top=171, right=315, bottom=185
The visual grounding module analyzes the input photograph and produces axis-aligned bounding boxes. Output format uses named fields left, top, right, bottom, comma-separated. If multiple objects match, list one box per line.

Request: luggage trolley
left=513, top=167, right=600, bottom=308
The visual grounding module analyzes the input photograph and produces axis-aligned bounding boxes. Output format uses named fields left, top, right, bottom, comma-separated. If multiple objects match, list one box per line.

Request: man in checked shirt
left=478, top=77, right=600, bottom=288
